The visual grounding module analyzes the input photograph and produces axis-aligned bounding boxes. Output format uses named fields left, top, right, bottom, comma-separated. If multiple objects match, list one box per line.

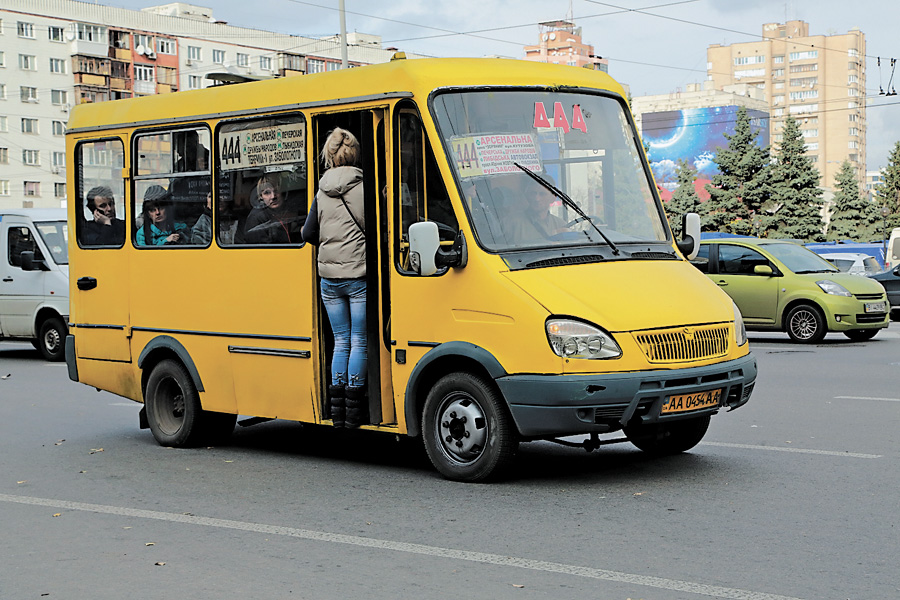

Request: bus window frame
left=213, top=111, right=309, bottom=249
left=74, top=136, right=127, bottom=250
left=131, top=123, right=212, bottom=250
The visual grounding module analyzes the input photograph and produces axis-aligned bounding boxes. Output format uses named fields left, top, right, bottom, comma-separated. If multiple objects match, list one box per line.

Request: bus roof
left=67, top=57, right=625, bottom=134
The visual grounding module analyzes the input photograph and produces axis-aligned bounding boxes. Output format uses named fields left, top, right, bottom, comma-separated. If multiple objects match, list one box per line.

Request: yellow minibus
left=65, top=57, right=756, bottom=481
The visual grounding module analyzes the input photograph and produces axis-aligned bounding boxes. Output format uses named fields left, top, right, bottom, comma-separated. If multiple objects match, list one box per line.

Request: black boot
left=328, top=384, right=345, bottom=427
left=344, top=385, right=368, bottom=429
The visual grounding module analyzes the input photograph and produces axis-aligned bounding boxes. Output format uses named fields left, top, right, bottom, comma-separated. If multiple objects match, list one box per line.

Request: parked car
left=692, top=238, right=889, bottom=343
left=869, top=265, right=900, bottom=321
left=818, top=252, right=882, bottom=276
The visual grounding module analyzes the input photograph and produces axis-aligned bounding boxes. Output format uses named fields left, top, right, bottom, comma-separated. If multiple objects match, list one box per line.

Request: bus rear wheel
left=422, top=372, right=517, bottom=482
left=625, top=415, right=711, bottom=455
left=144, top=359, right=235, bottom=447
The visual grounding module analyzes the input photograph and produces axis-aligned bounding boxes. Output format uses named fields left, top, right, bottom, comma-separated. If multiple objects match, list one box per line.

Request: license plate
left=662, top=389, right=723, bottom=414
left=865, top=301, right=886, bottom=313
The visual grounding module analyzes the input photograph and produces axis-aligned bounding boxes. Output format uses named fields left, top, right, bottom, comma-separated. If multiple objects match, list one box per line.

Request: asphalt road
left=1, top=325, right=898, bottom=600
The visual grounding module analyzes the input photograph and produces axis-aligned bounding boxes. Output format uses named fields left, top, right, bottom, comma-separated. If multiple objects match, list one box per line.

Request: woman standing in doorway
left=302, top=128, right=367, bottom=428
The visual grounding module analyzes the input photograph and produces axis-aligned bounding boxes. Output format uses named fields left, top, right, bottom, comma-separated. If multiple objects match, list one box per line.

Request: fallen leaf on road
left=89, top=448, right=104, bottom=454
left=17, top=480, right=26, bottom=484
left=52, top=513, right=61, bottom=517
left=512, top=584, right=525, bottom=588
left=155, top=562, right=166, bottom=566
left=145, top=542, right=155, bottom=546
left=1, top=374, right=11, bottom=380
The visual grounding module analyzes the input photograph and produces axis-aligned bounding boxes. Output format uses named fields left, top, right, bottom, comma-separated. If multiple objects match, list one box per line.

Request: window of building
left=52, top=152, right=65, bottom=168
left=735, top=68, right=765, bottom=78
left=789, top=104, right=818, bottom=114
left=773, top=55, right=784, bottom=64
left=19, top=54, right=37, bottom=70
left=22, top=118, right=38, bottom=134
left=55, top=182, right=66, bottom=198
left=849, top=113, right=859, bottom=122
left=157, top=66, right=177, bottom=86
left=848, top=74, right=858, bottom=84
left=789, top=90, right=818, bottom=101
left=282, top=53, right=304, bottom=71
left=773, top=94, right=784, bottom=105
left=259, top=56, right=272, bottom=70
left=157, top=38, right=175, bottom=55
left=236, top=53, right=249, bottom=67
left=772, top=107, right=784, bottom=117
left=772, top=68, right=784, bottom=77
left=24, top=181, right=40, bottom=196
left=77, top=23, right=105, bottom=43
left=307, top=58, right=325, bottom=73
left=790, top=77, right=817, bottom=87
left=20, top=87, right=38, bottom=103
left=213, top=49, right=225, bottom=64
left=805, top=142, right=818, bottom=151
left=848, top=101, right=859, bottom=109
left=326, top=61, right=342, bottom=71
left=187, top=46, right=201, bottom=61
left=52, top=120, right=66, bottom=136
left=134, top=34, right=154, bottom=50
left=789, top=50, right=818, bottom=61
left=49, top=58, right=67, bottom=74
left=49, top=26, right=64, bottom=42
left=848, top=141, right=858, bottom=149
left=17, top=22, right=35, bottom=38
left=848, top=87, right=859, bottom=97
left=774, top=82, right=784, bottom=90
left=734, top=55, right=765, bottom=66
left=848, top=48, right=859, bottom=57
left=134, top=64, right=154, bottom=82
left=23, top=150, right=40, bottom=166
left=51, top=90, right=68, bottom=105
left=0, top=116, right=6, bottom=132
left=0, top=148, right=7, bottom=164
left=188, top=75, right=202, bottom=89
left=849, top=127, right=858, bottom=136
left=110, top=30, right=130, bottom=50
left=790, top=63, right=818, bottom=73
left=0, top=180, right=9, bottom=196
left=800, top=129, right=818, bottom=138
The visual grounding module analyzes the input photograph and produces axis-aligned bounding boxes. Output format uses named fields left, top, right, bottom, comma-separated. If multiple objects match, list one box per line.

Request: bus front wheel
left=422, top=372, right=517, bottom=482
left=145, top=359, right=235, bottom=447
left=625, top=415, right=711, bottom=455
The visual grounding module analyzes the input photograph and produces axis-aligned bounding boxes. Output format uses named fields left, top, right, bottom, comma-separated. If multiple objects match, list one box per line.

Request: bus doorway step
left=238, top=416, right=274, bottom=428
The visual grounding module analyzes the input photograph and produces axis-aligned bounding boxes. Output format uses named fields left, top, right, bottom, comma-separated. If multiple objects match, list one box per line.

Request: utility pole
left=339, top=0, right=348, bottom=69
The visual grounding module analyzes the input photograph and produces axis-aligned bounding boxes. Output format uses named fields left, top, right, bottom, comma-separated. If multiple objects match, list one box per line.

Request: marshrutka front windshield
left=432, top=90, right=667, bottom=252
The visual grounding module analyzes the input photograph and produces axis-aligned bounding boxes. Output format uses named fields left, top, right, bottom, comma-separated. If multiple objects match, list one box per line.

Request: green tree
left=875, top=141, right=900, bottom=229
left=827, top=161, right=880, bottom=241
left=703, top=107, right=770, bottom=234
left=767, top=115, right=824, bottom=241
left=665, top=159, right=701, bottom=237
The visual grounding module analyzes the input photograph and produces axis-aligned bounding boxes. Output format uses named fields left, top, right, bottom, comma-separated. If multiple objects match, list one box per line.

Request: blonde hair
left=320, top=128, right=360, bottom=169
left=257, top=174, right=279, bottom=195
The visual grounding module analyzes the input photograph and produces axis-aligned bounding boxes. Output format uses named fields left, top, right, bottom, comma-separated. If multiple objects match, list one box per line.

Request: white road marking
left=702, top=442, right=881, bottom=458
left=0, top=493, right=803, bottom=600
left=834, top=396, right=900, bottom=403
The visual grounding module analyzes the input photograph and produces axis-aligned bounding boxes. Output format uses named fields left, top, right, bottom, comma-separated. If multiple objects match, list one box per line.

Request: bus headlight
left=546, top=319, right=622, bottom=359
left=733, top=301, right=747, bottom=346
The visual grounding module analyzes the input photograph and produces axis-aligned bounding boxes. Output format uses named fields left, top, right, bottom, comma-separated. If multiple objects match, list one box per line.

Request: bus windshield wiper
left=513, top=162, right=620, bottom=255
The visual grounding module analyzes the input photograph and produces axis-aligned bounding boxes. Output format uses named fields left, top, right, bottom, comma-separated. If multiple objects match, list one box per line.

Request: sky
left=105, top=0, right=900, bottom=172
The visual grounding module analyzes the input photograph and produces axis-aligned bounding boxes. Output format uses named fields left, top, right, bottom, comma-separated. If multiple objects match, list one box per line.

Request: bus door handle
left=77, top=277, right=98, bottom=291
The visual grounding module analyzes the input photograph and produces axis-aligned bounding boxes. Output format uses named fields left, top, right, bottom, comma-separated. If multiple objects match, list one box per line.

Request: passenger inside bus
left=243, top=174, right=305, bottom=244
left=136, top=185, right=190, bottom=246
left=82, top=185, right=126, bottom=246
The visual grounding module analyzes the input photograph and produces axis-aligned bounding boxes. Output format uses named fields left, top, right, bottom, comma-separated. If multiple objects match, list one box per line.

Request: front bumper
left=496, top=353, right=757, bottom=438
left=822, top=295, right=889, bottom=331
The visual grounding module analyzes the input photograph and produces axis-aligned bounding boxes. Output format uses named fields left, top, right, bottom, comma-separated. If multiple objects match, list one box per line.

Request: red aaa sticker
left=533, top=102, right=587, bottom=133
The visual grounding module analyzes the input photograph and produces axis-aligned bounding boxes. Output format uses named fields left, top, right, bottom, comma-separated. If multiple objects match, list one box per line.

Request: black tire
left=37, top=317, right=66, bottom=362
left=422, top=372, right=518, bottom=482
left=785, top=303, right=826, bottom=343
left=843, top=328, right=879, bottom=342
left=625, top=415, right=711, bottom=455
left=144, top=359, right=235, bottom=447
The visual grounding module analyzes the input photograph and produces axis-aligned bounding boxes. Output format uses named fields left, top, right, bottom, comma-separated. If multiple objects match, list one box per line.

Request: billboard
left=641, top=106, right=769, bottom=191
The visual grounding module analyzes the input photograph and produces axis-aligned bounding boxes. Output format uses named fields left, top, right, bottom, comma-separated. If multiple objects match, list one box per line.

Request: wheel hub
left=438, top=396, right=487, bottom=463
left=790, top=310, right=816, bottom=339
left=44, top=329, right=60, bottom=351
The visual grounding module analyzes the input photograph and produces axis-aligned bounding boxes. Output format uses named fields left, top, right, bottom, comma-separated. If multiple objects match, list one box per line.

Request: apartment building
left=523, top=20, right=608, bottom=72
left=707, top=20, right=866, bottom=193
left=0, top=0, right=421, bottom=209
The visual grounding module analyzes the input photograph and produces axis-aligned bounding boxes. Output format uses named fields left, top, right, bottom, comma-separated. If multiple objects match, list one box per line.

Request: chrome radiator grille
left=634, top=325, right=731, bottom=363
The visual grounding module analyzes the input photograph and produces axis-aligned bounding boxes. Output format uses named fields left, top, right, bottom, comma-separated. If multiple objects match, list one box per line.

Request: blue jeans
left=321, top=277, right=367, bottom=387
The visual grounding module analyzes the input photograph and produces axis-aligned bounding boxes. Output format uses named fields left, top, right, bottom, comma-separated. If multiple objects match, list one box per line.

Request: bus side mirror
left=676, top=212, right=701, bottom=260
left=408, top=222, right=440, bottom=276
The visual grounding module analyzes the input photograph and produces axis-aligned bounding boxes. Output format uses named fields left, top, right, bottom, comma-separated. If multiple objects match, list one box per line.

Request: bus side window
left=133, top=128, right=211, bottom=247
left=76, top=139, right=126, bottom=248
left=394, top=103, right=459, bottom=274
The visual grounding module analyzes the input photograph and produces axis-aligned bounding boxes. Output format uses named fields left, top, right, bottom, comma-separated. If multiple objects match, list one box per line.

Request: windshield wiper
left=513, top=162, right=620, bottom=255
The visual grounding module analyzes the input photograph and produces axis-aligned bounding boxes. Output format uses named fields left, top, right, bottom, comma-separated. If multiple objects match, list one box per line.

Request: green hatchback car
left=693, top=238, right=889, bottom=343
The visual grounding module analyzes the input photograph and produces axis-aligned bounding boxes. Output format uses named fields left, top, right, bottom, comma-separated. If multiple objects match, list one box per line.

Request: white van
left=0, top=209, right=69, bottom=360
left=886, top=228, right=900, bottom=271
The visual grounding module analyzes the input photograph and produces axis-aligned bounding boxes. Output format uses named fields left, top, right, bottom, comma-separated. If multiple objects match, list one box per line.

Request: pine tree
left=703, top=107, right=770, bottom=235
left=875, top=141, right=900, bottom=229
left=827, top=160, right=880, bottom=241
left=767, top=115, right=824, bottom=241
left=665, top=159, right=701, bottom=237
